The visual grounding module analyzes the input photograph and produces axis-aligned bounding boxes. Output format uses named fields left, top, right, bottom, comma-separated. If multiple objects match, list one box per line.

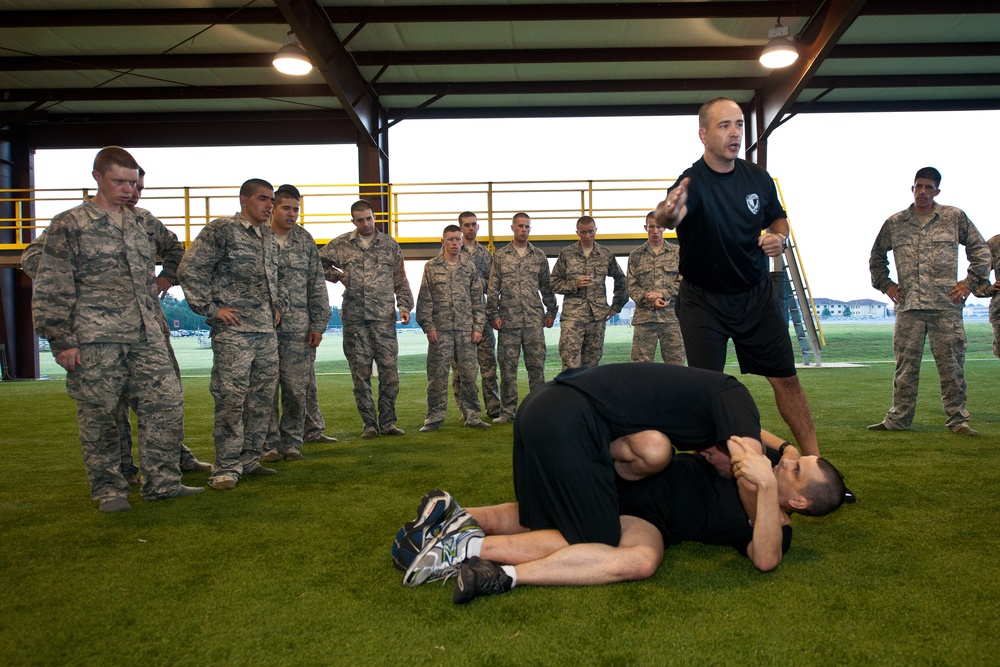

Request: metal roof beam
left=3, top=1, right=999, bottom=29
left=1, top=85, right=333, bottom=103
left=275, top=0, right=385, bottom=151
left=750, top=0, right=868, bottom=154
left=7, top=72, right=998, bottom=104
left=14, top=111, right=357, bottom=149
left=5, top=42, right=999, bottom=74
left=0, top=3, right=821, bottom=28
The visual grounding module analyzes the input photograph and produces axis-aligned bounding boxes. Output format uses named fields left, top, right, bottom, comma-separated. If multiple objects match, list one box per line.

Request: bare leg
left=466, top=502, right=566, bottom=564
left=466, top=503, right=529, bottom=536
left=482, top=530, right=569, bottom=565
left=515, top=516, right=665, bottom=587
left=766, top=375, right=819, bottom=457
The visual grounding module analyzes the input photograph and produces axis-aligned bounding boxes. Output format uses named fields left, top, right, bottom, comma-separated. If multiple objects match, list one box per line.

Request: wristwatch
left=776, top=233, right=789, bottom=250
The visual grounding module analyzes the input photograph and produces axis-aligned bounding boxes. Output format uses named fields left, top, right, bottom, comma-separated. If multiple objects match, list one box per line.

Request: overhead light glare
left=759, top=19, right=798, bottom=69
left=273, top=32, right=313, bottom=76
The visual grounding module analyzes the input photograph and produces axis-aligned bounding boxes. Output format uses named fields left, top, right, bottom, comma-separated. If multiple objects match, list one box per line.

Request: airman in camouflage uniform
left=451, top=211, right=501, bottom=418
left=179, top=178, right=287, bottom=489
left=319, top=199, right=413, bottom=438
left=486, top=213, right=558, bottom=423
left=261, top=185, right=333, bottom=462
left=551, top=216, right=627, bottom=370
left=31, top=146, right=203, bottom=512
left=626, top=212, right=686, bottom=365
left=417, top=225, right=490, bottom=430
left=868, top=167, right=991, bottom=436
left=22, top=182, right=212, bottom=484
left=974, top=234, right=1000, bottom=357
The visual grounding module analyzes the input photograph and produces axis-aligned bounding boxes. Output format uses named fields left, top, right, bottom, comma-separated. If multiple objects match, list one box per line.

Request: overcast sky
left=33, top=109, right=999, bottom=307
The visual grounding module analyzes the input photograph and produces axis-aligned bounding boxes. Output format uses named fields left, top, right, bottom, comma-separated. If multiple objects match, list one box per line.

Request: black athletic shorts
left=512, top=381, right=620, bottom=546
left=675, top=277, right=796, bottom=378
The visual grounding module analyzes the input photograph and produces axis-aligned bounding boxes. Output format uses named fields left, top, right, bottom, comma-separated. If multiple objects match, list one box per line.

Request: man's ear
left=788, top=496, right=808, bottom=512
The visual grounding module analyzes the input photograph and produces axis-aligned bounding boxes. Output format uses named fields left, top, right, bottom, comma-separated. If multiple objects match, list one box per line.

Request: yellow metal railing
left=1, top=177, right=820, bottom=350
left=0, top=179, right=675, bottom=250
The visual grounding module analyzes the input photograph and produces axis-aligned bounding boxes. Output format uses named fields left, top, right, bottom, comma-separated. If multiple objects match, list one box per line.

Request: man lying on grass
left=394, top=434, right=845, bottom=604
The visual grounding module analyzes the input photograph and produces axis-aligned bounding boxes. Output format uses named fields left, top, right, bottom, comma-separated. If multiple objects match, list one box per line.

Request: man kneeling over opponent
left=393, top=433, right=845, bottom=603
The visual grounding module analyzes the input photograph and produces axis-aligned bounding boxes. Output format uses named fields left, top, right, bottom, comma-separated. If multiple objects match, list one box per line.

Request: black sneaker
left=391, top=490, right=459, bottom=571
left=453, top=557, right=513, bottom=604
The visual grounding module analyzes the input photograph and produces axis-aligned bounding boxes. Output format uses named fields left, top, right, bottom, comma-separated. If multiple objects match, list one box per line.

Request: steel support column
left=0, top=133, right=38, bottom=379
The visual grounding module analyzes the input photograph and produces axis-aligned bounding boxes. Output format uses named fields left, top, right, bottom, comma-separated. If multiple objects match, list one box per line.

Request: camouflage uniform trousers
left=884, top=309, right=971, bottom=430
left=993, top=321, right=1000, bottom=359
left=630, top=321, right=687, bottom=365
left=558, top=318, right=607, bottom=370
left=426, top=330, right=482, bottom=426
left=496, top=326, right=547, bottom=419
left=452, top=322, right=500, bottom=418
left=66, top=340, right=184, bottom=503
left=265, top=330, right=316, bottom=455
left=302, top=345, right=328, bottom=440
left=119, top=334, right=201, bottom=478
left=209, top=329, right=279, bottom=478
left=343, top=320, right=400, bottom=432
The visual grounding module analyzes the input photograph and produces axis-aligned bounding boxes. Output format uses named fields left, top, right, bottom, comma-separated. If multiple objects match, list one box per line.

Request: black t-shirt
left=552, top=363, right=760, bottom=449
left=617, top=452, right=793, bottom=556
left=670, top=158, right=786, bottom=293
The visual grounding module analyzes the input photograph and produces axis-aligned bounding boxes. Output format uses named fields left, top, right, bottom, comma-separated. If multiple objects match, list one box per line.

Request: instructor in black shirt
left=654, top=97, right=820, bottom=457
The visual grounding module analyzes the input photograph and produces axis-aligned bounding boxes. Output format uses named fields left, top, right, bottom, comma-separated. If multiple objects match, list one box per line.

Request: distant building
left=963, top=303, right=989, bottom=318
left=814, top=297, right=889, bottom=319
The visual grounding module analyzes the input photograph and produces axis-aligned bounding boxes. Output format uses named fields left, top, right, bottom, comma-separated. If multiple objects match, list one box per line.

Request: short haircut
left=798, top=458, right=847, bottom=517
left=513, top=212, right=530, bottom=223
left=577, top=215, right=596, bottom=229
left=275, top=183, right=301, bottom=201
left=240, top=178, right=273, bottom=198
left=645, top=211, right=662, bottom=227
left=914, top=167, right=942, bottom=188
left=458, top=211, right=478, bottom=224
left=93, top=146, right=139, bottom=175
left=698, top=97, right=737, bottom=129
left=351, top=199, right=373, bottom=216
left=443, top=224, right=461, bottom=236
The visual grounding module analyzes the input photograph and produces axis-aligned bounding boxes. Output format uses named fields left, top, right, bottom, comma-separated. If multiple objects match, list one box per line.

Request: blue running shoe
left=402, top=510, right=483, bottom=586
left=391, top=490, right=459, bottom=571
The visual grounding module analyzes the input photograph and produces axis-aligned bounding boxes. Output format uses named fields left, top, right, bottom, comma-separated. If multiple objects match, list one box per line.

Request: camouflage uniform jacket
left=31, top=199, right=167, bottom=354
left=134, top=206, right=185, bottom=287
left=22, top=206, right=183, bottom=287
left=486, top=242, right=557, bottom=326
left=178, top=212, right=287, bottom=332
left=626, top=242, right=683, bottom=325
left=416, top=254, right=486, bottom=333
left=19, top=232, right=44, bottom=279
left=319, top=229, right=413, bottom=324
left=869, top=203, right=990, bottom=312
left=462, top=241, right=493, bottom=298
left=973, top=234, right=1000, bottom=323
left=551, top=242, right=627, bottom=323
left=276, top=224, right=332, bottom=333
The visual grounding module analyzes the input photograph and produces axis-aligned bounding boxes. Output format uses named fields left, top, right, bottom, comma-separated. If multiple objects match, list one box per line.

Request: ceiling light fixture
left=759, top=18, right=798, bottom=69
left=273, top=32, right=313, bottom=76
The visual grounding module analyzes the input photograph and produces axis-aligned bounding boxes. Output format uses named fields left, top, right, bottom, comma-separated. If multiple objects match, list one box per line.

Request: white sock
left=465, top=535, right=484, bottom=559
left=502, top=565, right=517, bottom=587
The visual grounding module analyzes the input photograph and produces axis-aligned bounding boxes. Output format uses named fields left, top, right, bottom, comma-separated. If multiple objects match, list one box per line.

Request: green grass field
left=4, top=323, right=999, bottom=666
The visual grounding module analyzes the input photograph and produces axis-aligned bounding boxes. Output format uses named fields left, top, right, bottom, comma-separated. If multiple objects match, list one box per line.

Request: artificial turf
left=1, top=324, right=998, bottom=666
